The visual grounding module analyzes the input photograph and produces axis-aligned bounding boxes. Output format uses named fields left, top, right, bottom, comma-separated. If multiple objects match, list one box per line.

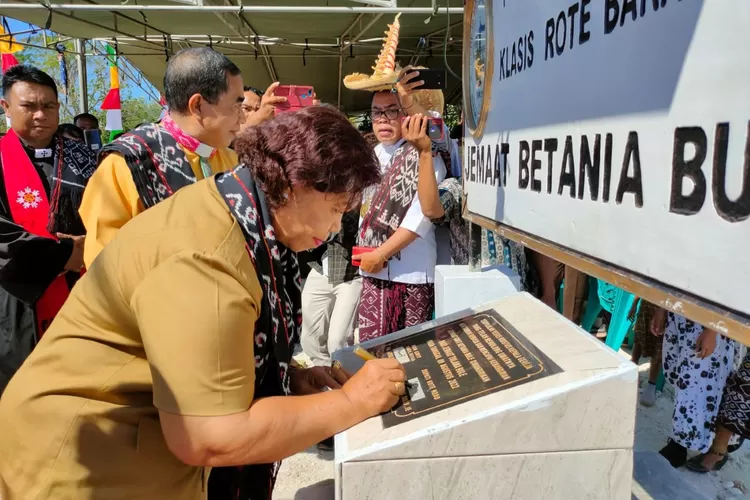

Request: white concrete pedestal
left=333, top=293, right=637, bottom=500
left=435, top=264, right=521, bottom=318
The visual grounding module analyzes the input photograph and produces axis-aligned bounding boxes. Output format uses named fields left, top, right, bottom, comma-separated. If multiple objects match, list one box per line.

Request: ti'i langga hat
left=343, top=13, right=445, bottom=116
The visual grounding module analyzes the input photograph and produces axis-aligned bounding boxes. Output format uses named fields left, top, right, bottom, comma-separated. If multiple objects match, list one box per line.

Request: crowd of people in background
left=0, top=37, right=746, bottom=499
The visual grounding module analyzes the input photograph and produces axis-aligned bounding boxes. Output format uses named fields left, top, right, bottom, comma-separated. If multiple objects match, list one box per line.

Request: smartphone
left=417, top=68, right=446, bottom=90
left=84, top=129, right=102, bottom=151
left=273, top=85, right=315, bottom=115
left=351, top=246, right=375, bottom=266
left=427, top=117, right=445, bottom=141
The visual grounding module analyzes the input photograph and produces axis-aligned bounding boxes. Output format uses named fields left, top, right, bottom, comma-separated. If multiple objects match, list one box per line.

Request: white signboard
left=464, top=0, right=750, bottom=318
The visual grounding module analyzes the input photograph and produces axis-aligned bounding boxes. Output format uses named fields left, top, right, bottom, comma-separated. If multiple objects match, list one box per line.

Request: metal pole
left=0, top=4, right=464, bottom=13
left=74, top=38, right=88, bottom=114
left=342, top=13, right=384, bottom=50
left=337, top=55, right=343, bottom=107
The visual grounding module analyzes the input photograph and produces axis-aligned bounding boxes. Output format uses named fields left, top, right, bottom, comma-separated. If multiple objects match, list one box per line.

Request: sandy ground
left=273, top=354, right=750, bottom=500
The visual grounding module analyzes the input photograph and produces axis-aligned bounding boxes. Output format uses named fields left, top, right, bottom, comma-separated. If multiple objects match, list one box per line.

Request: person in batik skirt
left=652, top=308, right=737, bottom=468
left=686, top=350, right=750, bottom=472
left=354, top=74, right=448, bottom=341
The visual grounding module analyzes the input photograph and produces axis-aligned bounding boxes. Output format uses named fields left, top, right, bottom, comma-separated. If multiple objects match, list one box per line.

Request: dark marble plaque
left=373, top=310, right=563, bottom=428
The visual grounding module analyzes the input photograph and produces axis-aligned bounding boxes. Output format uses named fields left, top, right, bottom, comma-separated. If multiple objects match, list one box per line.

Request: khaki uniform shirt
left=0, top=178, right=262, bottom=499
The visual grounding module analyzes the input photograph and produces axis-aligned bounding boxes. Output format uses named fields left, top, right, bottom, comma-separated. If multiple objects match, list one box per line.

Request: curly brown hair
left=234, top=105, right=381, bottom=209
left=361, top=131, right=379, bottom=149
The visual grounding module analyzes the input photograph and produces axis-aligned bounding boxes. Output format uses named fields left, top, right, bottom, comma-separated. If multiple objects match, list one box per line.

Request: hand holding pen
left=333, top=345, right=407, bottom=419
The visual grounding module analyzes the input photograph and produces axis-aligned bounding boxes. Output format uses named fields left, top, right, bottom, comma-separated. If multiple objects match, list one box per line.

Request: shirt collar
left=377, top=138, right=406, bottom=159
left=161, top=113, right=216, bottom=159
left=19, top=134, right=57, bottom=160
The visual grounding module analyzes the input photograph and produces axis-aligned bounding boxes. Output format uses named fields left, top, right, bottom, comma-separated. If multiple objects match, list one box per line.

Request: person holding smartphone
left=353, top=67, right=449, bottom=341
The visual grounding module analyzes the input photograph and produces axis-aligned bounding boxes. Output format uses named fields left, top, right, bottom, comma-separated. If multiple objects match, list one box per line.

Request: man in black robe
left=0, top=65, right=96, bottom=393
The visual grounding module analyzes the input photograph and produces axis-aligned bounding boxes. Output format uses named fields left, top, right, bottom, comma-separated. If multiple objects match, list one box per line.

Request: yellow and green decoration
left=100, top=43, right=123, bottom=142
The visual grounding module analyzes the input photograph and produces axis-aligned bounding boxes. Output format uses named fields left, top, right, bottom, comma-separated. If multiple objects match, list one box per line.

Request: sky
left=4, top=17, right=157, bottom=102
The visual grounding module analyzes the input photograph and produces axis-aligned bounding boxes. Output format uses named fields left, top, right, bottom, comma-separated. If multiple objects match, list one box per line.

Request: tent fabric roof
left=1, top=1, right=464, bottom=113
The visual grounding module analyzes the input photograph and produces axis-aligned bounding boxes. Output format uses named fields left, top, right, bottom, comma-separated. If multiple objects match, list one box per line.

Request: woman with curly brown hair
left=0, top=106, right=406, bottom=500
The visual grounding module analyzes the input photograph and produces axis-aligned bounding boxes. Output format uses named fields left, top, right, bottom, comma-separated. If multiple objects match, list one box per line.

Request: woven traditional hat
left=343, top=14, right=445, bottom=115
left=343, top=14, right=403, bottom=91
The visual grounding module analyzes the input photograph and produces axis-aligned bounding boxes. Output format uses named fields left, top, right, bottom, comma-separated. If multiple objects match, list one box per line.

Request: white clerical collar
left=18, top=136, right=55, bottom=159
left=194, top=142, right=215, bottom=159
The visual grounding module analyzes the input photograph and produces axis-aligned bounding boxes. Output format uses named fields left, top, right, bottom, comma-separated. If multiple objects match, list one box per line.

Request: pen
left=353, top=344, right=377, bottom=361
left=353, top=345, right=414, bottom=391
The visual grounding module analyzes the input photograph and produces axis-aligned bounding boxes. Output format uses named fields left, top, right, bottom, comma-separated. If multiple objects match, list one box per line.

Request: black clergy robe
left=0, top=134, right=96, bottom=393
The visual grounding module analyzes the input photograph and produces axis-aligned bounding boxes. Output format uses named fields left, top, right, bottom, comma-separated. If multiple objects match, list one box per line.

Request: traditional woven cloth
left=358, top=141, right=420, bottom=249
left=434, top=177, right=469, bottom=265
left=633, top=301, right=662, bottom=359
left=98, top=123, right=195, bottom=209
left=358, top=277, right=434, bottom=342
left=718, top=351, right=750, bottom=439
left=211, top=165, right=302, bottom=500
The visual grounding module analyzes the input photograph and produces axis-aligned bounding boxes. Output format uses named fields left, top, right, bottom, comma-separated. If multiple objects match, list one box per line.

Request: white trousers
left=300, top=269, right=363, bottom=366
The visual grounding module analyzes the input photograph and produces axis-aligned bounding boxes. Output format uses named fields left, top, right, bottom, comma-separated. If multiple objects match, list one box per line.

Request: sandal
left=659, top=439, right=688, bottom=468
left=685, top=450, right=729, bottom=473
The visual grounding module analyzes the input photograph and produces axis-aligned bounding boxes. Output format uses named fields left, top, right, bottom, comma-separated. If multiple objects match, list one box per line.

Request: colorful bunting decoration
left=100, top=43, right=123, bottom=141
left=55, top=43, right=68, bottom=95
left=0, top=22, right=21, bottom=126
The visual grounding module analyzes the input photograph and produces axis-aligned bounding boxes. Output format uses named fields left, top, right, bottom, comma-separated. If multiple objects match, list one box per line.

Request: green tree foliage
left=444, top=104, right=461, bottom=129
left=1, top=33, right=161, bottom=131
left=120, top=98, right=163, bottom=131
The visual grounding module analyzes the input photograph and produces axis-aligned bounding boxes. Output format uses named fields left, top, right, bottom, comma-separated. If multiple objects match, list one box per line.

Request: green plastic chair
left=562, top=278, right=665, bottom=390
left=575, top=278, right=638, bottom=350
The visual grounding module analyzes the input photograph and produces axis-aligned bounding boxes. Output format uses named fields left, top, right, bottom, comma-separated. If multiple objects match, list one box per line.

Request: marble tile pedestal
left=333, top=293, right=637, bottom=500
left=434, top=264, right=521, bottom=318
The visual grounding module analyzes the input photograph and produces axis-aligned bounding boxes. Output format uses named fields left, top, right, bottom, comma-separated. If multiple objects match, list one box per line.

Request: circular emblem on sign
left=463, top=0, right=493, bottom=138
left=16, top=187, right=41, bottom=209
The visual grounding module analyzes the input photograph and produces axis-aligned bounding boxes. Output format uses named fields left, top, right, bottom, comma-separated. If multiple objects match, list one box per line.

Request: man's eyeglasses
left=370, top=108, right=401, bottom=121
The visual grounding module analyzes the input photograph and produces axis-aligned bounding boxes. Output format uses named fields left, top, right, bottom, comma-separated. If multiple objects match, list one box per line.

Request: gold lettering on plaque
left=427, top=339, right=444, bottom=361
left=463, top=322, right=512, bottom=380
left=439, top=338, right=468, bottom=378
left=482, top=318, right=534, bottom=370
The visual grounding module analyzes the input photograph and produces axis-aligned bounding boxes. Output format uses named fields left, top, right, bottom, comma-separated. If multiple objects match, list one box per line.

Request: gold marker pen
left=354, top=345, right=414, bottom=390
left=353, top=345, right=377, bottom=361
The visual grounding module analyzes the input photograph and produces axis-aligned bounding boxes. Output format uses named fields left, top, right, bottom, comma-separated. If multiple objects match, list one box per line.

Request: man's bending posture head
left=164, top=47, right=246, bottom=149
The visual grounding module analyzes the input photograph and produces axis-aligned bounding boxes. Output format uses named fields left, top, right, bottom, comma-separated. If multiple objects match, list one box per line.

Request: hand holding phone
left=351, top=246, right=387, bottom=273
left=273, top=85, right=316, bottom=115
left=413, top=68, right=446, bottom=90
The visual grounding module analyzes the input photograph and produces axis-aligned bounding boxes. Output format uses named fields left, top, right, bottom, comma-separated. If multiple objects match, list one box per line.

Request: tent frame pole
left=0, top=4, right=463, bottom=13
left=74, top=38, right=88, bottom=114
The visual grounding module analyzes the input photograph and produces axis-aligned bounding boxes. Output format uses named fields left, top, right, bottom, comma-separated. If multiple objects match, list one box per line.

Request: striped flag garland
left=100, top=43, right=123, bottom=141
left=0, top=22, right=21, bottom=127
left=55, top=44, right=68, bottom=96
